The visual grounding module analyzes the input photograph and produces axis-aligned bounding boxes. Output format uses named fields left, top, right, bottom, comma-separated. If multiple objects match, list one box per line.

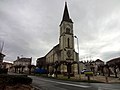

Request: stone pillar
left=49, top=66, right=53, bottom=74
left=73, top=64, right=78, bottom=74
left=74, top=64, right=80, bottom=79
left=63, top=65, right=67, bottom=72
left=60, top=64, right=64, bottom=73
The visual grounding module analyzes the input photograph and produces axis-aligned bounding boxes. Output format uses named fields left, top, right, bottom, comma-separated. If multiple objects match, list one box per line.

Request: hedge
left=0, top=68, right=8, bottom=74
left=0, top=75, right=32, bottom=85
left=85, top=71, right=93, bottom=76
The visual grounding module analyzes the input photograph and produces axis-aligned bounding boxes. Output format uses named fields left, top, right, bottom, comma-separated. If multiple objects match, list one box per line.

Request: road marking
left=38, top=78, right=90, bottom=88
left=98, top=87, right=119, bottom=90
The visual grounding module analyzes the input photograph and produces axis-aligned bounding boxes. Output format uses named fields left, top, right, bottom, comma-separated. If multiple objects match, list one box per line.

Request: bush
left=63, top=72, right=74, bottom=77
left=0, top=75, right=32, bottom=85
left=85, top=71, right=93, bottom=76
left=0, top=68, right=8, bottom=74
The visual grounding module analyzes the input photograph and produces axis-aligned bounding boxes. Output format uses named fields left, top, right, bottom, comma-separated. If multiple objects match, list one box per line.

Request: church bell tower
left=59, top=2, right=75, bottom=62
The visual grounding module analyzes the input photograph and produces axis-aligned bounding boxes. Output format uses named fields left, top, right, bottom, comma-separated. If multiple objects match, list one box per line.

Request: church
left=37, top=2, right=79, bottom=76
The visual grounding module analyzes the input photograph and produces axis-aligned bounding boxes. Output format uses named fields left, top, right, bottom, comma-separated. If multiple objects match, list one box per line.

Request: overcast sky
left=0, top=0, right=120, bottom=64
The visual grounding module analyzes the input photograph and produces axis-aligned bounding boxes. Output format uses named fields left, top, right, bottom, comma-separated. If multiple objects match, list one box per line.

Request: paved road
left=29, top=76, right=120, bottom=90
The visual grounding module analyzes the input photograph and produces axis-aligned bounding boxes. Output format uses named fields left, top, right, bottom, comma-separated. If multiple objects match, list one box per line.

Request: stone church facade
left=37, top=2, right=79, bottom=76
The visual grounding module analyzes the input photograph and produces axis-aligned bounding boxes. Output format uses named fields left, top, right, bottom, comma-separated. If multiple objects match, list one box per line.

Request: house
left=2, top=62, right=13, bottom=72
left=95, top=59, right=104, bottom=66
left=36, top=57, right=46, bottom=69
left=78, top=59, right=104, bottom=75
left=107, top=57, right=120, bottom=65
left=0, top=52, right=5, bottom=68
left=106, top=57, right=120, bottom=78
left=13, top=57, right=32, bottom=73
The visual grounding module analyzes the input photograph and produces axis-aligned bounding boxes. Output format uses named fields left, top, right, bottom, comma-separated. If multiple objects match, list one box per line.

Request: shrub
left=85, top=71, right=93, bottom=76
left=85, top=71, right=93, bottom=81
left=0, top=75, right=32, bottom=85
left=0, top=68, right=8, bottom=74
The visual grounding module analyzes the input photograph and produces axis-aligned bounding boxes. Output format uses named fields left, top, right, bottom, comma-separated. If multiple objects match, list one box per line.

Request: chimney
left=17, top=56, right=20, bottom=60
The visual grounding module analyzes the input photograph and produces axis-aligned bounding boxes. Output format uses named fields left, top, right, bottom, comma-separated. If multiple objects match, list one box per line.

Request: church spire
left=60, top=2, right=73, bottom=25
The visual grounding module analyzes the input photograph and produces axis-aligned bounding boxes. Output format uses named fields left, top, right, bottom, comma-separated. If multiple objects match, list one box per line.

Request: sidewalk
left=90, top=75, right=120, bottom=83
left=72, top=74, right=120, bottom=83
left=8, top=72, right=120, bottom=83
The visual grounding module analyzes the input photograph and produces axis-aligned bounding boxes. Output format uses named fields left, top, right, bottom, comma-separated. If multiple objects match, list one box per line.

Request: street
left=29, top=76, right=120, bottom=90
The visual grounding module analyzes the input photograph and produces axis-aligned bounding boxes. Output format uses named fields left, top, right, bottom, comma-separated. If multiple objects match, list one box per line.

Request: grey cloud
left=100, top=51, right=120, bottom=61
left=0, top=0, right=120, bottom=64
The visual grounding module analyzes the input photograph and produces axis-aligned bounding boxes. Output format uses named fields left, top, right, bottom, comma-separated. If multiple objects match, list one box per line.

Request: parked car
left=81, top=69, right=90, bottom=74
left=34, top=68, right=47, bottom=74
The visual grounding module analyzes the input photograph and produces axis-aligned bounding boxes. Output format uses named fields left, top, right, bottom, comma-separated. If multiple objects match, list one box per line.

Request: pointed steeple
left=60, top=2, right=73, bottom=25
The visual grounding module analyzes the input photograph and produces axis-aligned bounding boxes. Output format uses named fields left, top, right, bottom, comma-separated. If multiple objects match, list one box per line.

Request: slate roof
left=60, top=2, right=73, bottom=25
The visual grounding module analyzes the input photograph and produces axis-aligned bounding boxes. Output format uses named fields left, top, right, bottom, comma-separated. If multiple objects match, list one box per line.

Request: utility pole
left=74, top=36, right=81, bottom=79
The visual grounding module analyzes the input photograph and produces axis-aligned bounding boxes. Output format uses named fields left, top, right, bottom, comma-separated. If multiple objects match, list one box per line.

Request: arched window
left=66, top=28, right=70, bottom=34
left=68, top=38, right=70, bottom=48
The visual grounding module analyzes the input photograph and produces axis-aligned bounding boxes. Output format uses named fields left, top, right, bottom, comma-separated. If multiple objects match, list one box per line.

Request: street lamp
left=74, top=36, right=79, bottom=61
left=74, top=36, right=81, bottom=79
